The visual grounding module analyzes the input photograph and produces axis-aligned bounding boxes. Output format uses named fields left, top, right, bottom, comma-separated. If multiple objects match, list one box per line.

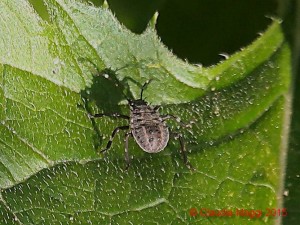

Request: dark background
left=102, top=0, right=278, bottom=66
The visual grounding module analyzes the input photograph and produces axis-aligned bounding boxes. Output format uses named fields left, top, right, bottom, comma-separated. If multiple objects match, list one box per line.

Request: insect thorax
left=130, top=104, right=169, bottom=153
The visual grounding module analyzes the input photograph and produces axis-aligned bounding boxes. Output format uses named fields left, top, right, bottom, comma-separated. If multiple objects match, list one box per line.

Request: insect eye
left=127, top=99, right=133, bottom=106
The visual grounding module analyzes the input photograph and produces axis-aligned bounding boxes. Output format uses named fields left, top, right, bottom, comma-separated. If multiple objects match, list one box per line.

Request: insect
left=89, top=75, right=193, bottom=170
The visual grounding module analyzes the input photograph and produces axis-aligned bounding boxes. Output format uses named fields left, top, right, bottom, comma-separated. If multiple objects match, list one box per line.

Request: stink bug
left=89, top=72, right=193, bottom=170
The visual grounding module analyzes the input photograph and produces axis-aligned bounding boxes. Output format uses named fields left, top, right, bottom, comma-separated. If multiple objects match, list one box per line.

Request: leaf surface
left=0, top=0, right=290, bottom=224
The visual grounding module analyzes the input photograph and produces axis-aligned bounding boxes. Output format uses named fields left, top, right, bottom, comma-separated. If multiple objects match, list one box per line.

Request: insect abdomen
left=132, top=123, right=169, bottom=153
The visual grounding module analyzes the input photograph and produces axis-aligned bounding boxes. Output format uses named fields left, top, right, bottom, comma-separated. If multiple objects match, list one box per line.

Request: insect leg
left=172, top=132, right=195, bottom=170
left=124, top=131, right=132, bottom=170
left=162, top=114, right=191, bottom=128
left=90, top=113, right=129, bottom=120
left=100, top=125, right=129, bottom=153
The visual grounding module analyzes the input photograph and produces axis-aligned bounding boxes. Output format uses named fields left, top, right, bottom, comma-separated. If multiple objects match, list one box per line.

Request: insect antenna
left=81, top=57, right=133, bottom=101
left=140, top=79, right=153, bottom=100
left=81, top=57, right=155, bottom=102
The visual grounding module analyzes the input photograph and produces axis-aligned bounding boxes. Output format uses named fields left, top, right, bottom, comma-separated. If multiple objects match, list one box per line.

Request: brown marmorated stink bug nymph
left=90, top=77, right=194, bottom=170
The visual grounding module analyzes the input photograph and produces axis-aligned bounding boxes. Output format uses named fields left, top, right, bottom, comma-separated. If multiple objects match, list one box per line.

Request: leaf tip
left=102, top=0, right=109, bottom=9
left=265, top=15, right=283, bottom=24
left=148, top=11, right=159, bottom=29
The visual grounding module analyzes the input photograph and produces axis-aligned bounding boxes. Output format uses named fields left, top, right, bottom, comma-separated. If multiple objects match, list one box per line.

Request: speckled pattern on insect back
left=130, top=100, right=169, bottom=153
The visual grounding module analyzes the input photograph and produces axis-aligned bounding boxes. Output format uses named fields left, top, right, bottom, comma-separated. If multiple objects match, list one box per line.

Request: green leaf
left=0, top=0, right=291, bottom=224
left=281, top=0, right=300, bottom=224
